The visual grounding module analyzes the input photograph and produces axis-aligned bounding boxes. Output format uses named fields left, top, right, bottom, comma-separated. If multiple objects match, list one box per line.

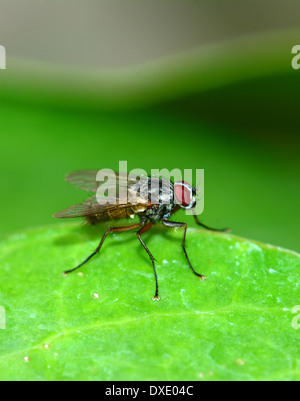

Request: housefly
left=54, top=170, right=227, bottom=299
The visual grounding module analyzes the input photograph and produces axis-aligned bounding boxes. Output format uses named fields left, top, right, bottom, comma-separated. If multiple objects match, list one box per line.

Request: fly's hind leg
left=162, top=220, right=206, bottom=280
left=64, top=223, right=142, bottom=275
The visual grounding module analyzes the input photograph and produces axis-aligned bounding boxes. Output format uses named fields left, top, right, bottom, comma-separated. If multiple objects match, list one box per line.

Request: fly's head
left=174, top=181, right=197, bottom=210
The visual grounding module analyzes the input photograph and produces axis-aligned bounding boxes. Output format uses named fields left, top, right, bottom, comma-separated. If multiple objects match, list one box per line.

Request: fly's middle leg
left=162, top=219, right=206, bottom=280
left=136, top=222, right=160, bottom=300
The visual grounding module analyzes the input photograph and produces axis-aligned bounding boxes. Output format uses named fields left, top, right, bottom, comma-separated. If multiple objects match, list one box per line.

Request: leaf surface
left=0, top=223, right=299, bottom=380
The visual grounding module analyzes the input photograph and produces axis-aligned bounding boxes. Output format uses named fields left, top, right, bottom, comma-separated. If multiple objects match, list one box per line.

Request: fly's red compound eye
left=174, top=182, right=192, bottom=207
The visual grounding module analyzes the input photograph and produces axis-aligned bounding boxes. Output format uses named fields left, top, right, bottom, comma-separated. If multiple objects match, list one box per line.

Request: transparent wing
left=66, top=170, right=99, bottom=192
left=66, top=170, right=141, bottom=193
left=53, top=195, right=147, bottom=219
left=58, top=171, right=175, bottom=218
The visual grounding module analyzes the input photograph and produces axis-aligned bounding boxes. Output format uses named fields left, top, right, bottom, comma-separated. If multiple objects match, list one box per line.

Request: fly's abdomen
left=85, top=207, right=133, bottom=225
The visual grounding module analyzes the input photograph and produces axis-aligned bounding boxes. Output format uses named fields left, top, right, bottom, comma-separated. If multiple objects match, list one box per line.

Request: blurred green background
left=0, top=0, right=299, bottom=252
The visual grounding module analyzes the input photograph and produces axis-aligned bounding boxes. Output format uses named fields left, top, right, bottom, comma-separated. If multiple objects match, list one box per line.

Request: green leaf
left=0, top=223, right=299, bottom=381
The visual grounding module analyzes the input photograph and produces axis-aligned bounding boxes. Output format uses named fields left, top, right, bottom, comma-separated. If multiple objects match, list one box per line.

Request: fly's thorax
left=128, top=177, right=174, bottom=206
left=127, top=176, right=176, bottom=221
left=140, top=202, right=175, bottom=222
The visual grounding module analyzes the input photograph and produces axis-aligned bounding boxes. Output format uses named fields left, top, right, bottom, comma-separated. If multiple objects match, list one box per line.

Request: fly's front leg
left=193, top=213, right=230, bottom=232
left=162, top=220, right=206, bottom=280
left=64, top=223, right=142, bottom=275
left=136, top=222, right=160, bottom=300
